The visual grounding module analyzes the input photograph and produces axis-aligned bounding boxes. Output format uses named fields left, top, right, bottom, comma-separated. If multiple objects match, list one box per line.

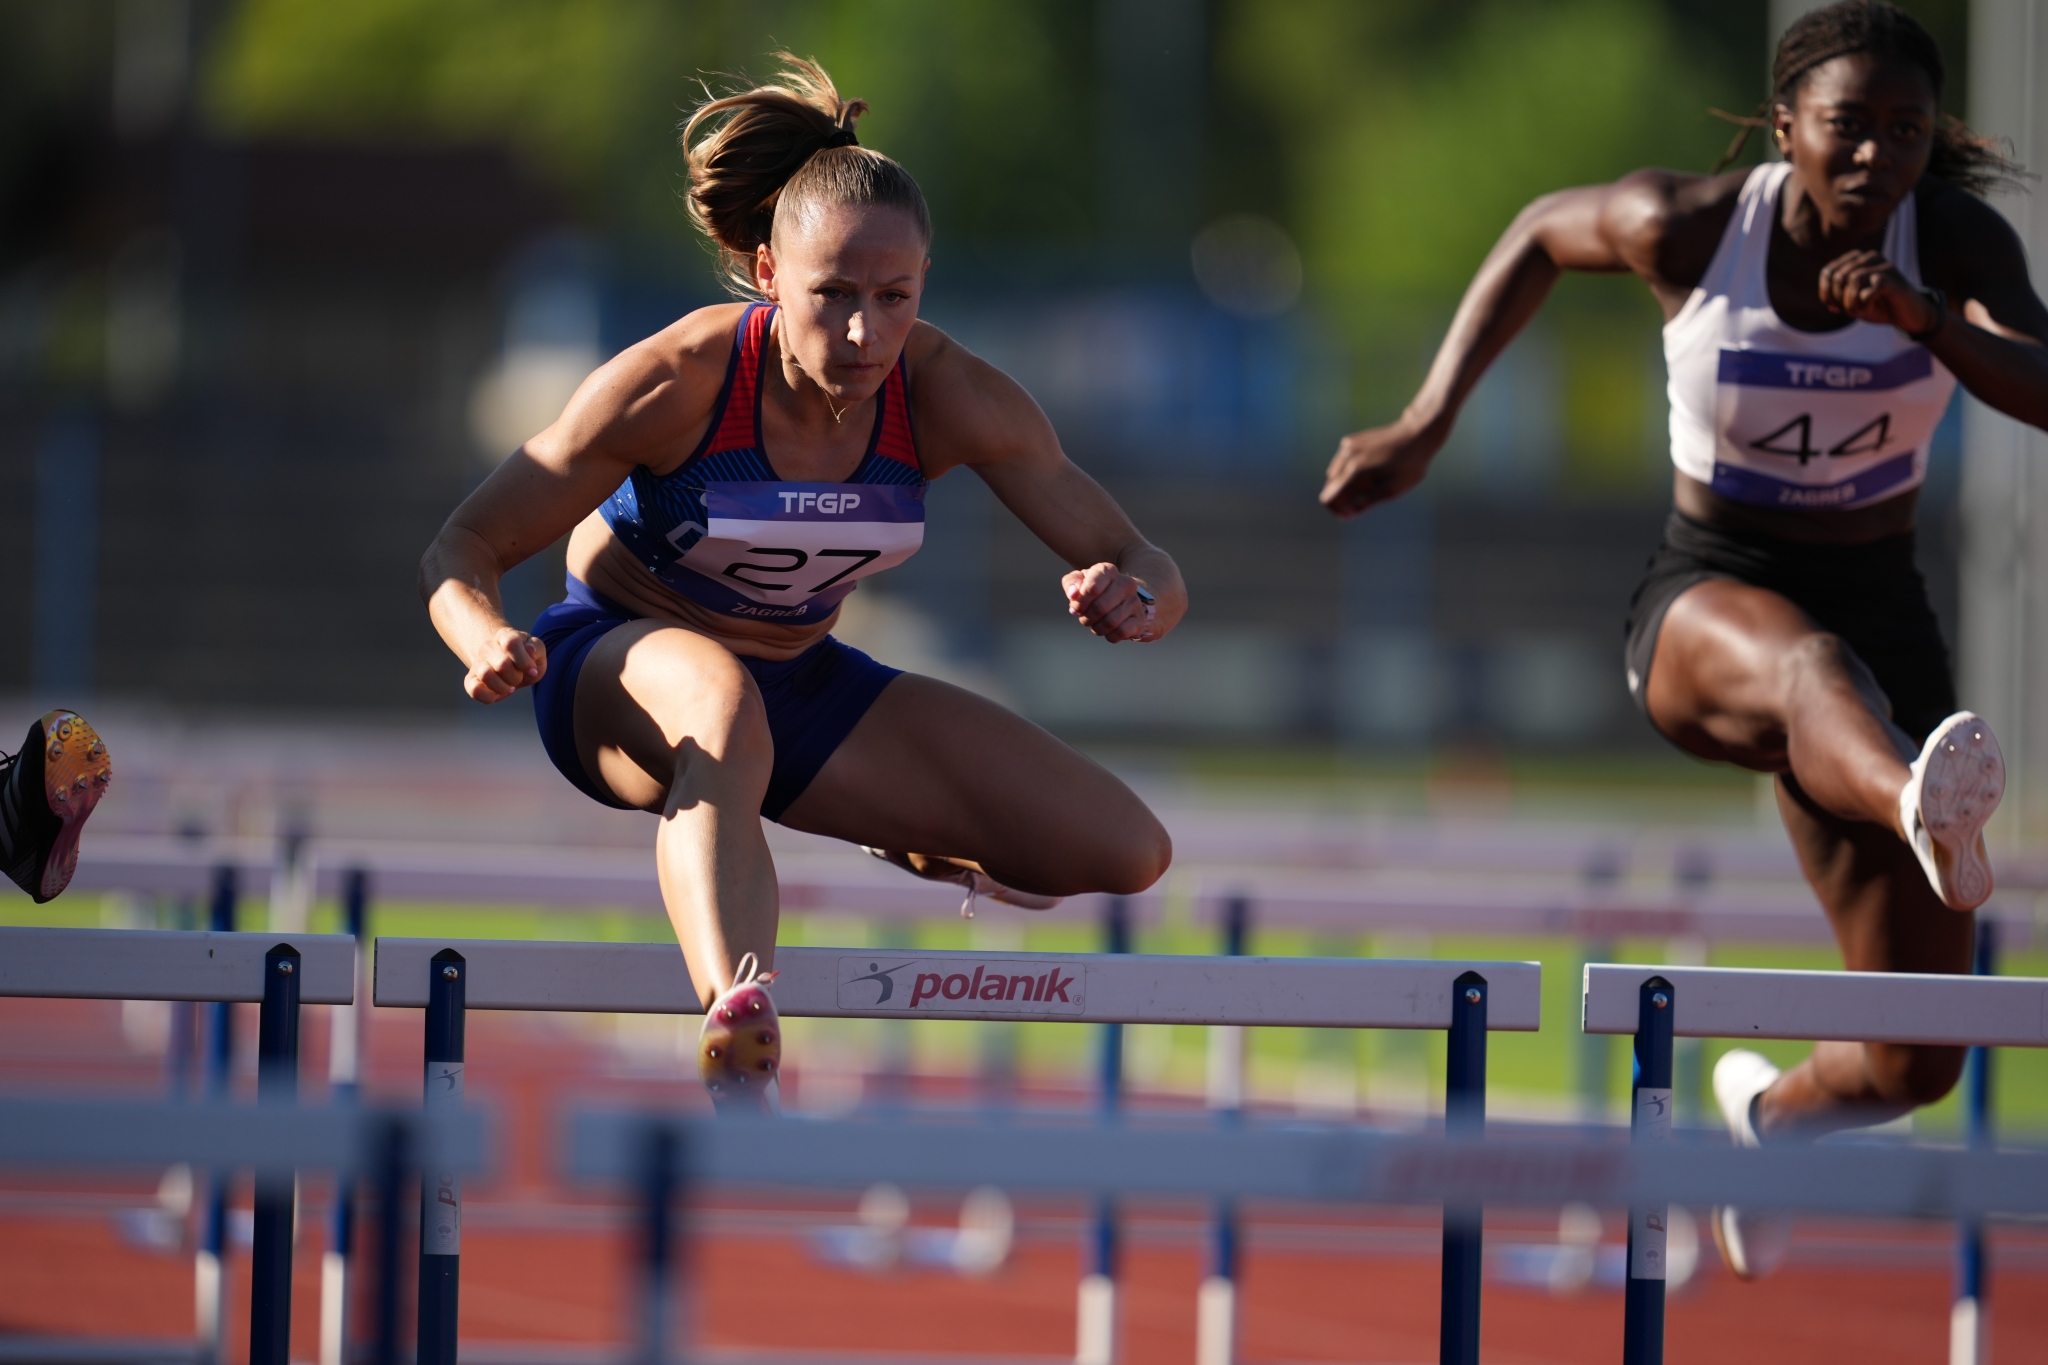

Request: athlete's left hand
left=1064, top=562, right=1160, bottom=643
left=1819, top=250, right=1942, bottom=336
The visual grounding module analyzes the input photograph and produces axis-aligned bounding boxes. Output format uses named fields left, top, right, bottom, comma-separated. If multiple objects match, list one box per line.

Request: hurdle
left=374, top=936, right=1542, bottom=1365
left=565, top=1108, right=2048, bottom=1365
left=1582, top=961, right=2048, bottom=1365
left=0, top=1096, right=485, bottom=1365
left=0, top=925, right=357, bottom=1365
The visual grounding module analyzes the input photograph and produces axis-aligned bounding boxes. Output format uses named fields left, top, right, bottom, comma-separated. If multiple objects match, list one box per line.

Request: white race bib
left=669, top=482, right=925, bottom=619
left=1709, top=347, right=1948, bottom=510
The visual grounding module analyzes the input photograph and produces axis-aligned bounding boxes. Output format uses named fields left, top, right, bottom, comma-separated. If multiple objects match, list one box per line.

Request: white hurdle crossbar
left=1582, top=962, right=2048, bottom=1365
left=373, top=938, right=1543, bottom=1028
left=1582, top=963, right=2048, bottom=1047
left=0, top=926, right=356, bottom=1004
left=375, top=937, right=1538, bottom=1365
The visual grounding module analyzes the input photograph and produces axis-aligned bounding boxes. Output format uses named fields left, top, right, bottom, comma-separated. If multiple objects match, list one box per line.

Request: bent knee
left=1868, top=1042, right=1965, bottom=1109
left=1086, top=815, right=1172, bottom=895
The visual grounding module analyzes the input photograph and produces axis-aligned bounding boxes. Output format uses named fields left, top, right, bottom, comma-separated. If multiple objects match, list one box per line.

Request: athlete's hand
left=1064, top=563, right=1160, bottom=643
left=1818, top=249, right=1942, bottom=336
left=1320, top=418, right=1443, bottom=518
left=465, top=627, right=546, bottom=703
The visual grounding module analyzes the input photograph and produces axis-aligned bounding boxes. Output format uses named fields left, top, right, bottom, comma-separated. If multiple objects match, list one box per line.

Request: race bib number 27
left=679, top=481, right=925, bottom=606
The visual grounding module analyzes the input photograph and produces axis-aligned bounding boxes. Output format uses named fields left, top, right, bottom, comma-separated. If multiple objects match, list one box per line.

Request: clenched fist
left=466, top=627, right=547, bottom=702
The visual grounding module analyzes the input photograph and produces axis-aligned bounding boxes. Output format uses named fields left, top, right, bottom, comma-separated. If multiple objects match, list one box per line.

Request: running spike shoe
left=860, top=847, right=1062, bottom=918
left=1710, top=1049, right=1794, bottom=1281
left=1, top=710, right=112, bottom=904
left=1898, top=711, right=2004, bottom=912
left=697, top=952, right=781, bottom=1116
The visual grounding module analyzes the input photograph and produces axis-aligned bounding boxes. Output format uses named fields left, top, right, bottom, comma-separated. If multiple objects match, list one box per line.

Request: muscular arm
left=910, top=327, right=1186, bottom=643
left=1913, top=189, right=2048, bottom=428
left=418, top=306, right=739, bottom=700
left=1320, top=170, right=1737, bottom=517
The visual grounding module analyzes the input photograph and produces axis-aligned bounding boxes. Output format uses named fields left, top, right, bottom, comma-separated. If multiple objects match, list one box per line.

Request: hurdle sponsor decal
left=836, top=956, right=1086, bottom=1016
left=422, top=1061, right=463, bottom=1254
left=1628, top=1087, right=1673, bottom=1281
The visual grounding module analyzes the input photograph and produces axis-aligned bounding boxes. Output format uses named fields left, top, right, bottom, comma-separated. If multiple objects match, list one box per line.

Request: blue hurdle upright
left=1584, top=960, right=2048, bottom=1365
left=375, top=933, right=1543, bottom=1365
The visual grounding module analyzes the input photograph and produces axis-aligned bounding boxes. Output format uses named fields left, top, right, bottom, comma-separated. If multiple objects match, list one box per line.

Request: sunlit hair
left=680, top=53, right=932, bottom=297
left=1711, top=0, right=2023, bottom=196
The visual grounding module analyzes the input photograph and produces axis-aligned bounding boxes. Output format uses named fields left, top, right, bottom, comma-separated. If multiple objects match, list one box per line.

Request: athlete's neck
left=767, top=312, right=872, bottom=436
left=1777, top=174, right=1895, bottom=258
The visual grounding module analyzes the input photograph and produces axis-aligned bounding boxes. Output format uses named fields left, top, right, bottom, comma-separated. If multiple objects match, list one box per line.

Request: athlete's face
left=1775, top=54, right=1937, bottom=234
left=758, top=203, right=928, bottom=402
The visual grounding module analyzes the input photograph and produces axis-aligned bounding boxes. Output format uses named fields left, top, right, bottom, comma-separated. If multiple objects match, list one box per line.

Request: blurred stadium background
left=6, top=2, right=2048, bottom=1361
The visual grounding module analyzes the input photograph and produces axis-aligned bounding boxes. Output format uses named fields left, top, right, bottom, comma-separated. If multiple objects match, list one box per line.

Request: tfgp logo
left=777, top=491, right=863, bottom=514
left=835, top=956, right=1087, bottom=1015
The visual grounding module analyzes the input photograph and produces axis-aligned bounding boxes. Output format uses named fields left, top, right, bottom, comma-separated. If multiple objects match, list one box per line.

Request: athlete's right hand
left=1319, top=419, right=1443, bottom=518
left=465, top=627, right=546, bottom=703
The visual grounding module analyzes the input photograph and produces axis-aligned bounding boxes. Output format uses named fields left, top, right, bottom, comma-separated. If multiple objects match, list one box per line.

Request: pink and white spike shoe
left=698, top=952, right=781, bottom=1116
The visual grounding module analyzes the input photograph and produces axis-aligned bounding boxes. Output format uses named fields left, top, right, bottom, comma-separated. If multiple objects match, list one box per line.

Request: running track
left=2, top=998, right=2043, bottom=1365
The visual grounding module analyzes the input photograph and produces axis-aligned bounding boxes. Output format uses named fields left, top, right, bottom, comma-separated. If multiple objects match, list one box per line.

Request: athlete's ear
left=1772, top=102, right=1795, bottom=163
left=756, top=242, right=779, bottom=301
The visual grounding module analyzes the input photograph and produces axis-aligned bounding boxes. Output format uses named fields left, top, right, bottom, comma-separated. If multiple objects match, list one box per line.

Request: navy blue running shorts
left=530, top=577, right=902, bottom=821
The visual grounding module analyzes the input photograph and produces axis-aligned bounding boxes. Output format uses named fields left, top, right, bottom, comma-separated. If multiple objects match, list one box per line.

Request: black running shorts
left=1622, top=511, right=1956, bottom=746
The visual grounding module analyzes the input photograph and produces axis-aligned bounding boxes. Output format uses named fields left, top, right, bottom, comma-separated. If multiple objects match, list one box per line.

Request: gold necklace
left=821, top=390, right=850, bottom=424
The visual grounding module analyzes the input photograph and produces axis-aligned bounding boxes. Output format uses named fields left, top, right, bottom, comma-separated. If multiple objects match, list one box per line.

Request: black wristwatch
left=1905, top=286, right=1948, bottom=343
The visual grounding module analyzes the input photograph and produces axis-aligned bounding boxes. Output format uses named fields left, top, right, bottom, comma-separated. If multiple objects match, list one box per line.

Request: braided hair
left=1714, top=0, right=2023, bottom=196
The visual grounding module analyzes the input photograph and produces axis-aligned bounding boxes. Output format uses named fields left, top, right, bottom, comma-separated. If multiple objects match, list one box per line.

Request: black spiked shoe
left=0, top=711, right=112, bottom=903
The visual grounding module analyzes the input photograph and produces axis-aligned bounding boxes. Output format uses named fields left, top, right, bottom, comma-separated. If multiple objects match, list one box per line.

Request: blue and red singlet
left=600, top=302, right=926, bottom=622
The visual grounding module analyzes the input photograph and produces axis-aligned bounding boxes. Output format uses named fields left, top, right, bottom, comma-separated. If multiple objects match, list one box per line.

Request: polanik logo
left=835, top=956, right=1087, bottom=1016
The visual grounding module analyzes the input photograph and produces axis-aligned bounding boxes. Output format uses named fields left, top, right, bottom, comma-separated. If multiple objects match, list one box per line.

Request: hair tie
left=823, top=126, right=858, bottom=149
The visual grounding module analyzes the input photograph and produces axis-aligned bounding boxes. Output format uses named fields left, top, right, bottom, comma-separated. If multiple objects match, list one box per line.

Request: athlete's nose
left=846, top=310, right=870, bottom=349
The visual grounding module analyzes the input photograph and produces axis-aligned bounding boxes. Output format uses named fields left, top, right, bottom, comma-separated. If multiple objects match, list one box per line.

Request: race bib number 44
left=680, top=481, right=925, bottom=606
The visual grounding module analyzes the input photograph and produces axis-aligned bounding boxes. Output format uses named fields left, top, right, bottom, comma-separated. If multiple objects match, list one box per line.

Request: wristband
left=1905, top=287, right=1948, bottom=343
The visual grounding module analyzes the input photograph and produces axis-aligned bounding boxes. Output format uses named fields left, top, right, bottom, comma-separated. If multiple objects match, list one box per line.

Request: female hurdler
left=421, top=58, right=1179, bottom=1112
left=1320, top=1, right=2044, bottom=1278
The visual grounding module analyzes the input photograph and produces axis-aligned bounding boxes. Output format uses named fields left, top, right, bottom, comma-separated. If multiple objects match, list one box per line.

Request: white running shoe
left=1898, top=712, right=2004, bottom=912
left=1710, top=1050, right=1793, bottom=1281
left=861, top=847, right=1062, bottom=917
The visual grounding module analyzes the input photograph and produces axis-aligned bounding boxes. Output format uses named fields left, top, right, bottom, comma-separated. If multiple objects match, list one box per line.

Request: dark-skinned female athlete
left=420, top=58, right=1180, bottom=1114
left=1318, top=2, right=2045, bottom=1279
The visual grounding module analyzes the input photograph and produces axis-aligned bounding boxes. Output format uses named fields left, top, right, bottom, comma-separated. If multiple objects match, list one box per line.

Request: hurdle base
left=1075, top=1274, right=1116, bottom=1365
left=320, top=1250, right=347, bottom=1365
left=193, top=1250, right=223, bottom=1352
left=1949, top=1296, right=1984, bottom=1365
left=1195, top=1276, right=1235, bottom=1365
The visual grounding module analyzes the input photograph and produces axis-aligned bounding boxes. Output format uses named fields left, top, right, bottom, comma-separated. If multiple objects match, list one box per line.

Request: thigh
left=779, top=674, right=1171, bottom=896
left=571, top=620, right=773, bottom=813
left=1646, top=579, right=1861, bottom=769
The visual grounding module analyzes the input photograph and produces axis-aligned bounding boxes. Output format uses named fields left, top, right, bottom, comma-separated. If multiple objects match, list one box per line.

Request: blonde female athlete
left=420, top=58, right=1180, bottom=1112
left=1320, top=2, right=2044, bottom=1277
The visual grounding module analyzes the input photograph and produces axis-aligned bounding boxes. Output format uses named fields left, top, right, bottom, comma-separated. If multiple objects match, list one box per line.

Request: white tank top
left=1663, top=162, right=1955, bottom=511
